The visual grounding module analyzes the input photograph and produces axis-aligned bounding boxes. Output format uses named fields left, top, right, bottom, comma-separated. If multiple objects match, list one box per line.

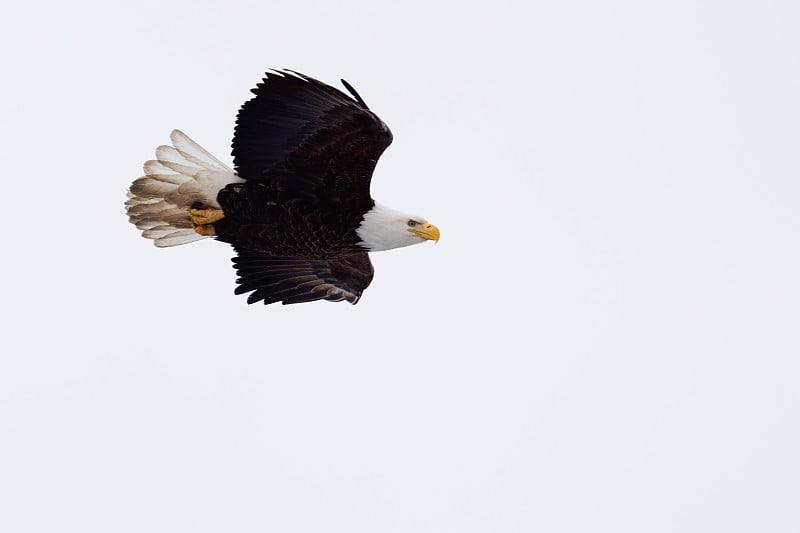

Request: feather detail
left=126, top=130, right=243, bottom=247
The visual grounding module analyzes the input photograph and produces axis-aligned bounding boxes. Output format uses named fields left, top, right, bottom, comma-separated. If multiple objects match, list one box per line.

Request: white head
left=356, top=202, right=440, bottom=252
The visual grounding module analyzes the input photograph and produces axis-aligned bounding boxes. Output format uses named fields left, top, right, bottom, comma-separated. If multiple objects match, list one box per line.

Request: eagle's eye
left=407, top=219, right=417, bottom=227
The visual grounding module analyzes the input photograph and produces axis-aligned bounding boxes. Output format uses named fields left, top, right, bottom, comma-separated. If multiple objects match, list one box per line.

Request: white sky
left=2, top=1, right=799, bottom=531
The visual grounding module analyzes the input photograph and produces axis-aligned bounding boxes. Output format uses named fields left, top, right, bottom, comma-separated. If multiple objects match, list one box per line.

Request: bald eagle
left=126, top=70, right=439, bottom=305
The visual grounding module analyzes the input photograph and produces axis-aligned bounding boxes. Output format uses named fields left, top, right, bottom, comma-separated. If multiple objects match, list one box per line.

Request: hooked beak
left=410, top=223, right=440, bottom=243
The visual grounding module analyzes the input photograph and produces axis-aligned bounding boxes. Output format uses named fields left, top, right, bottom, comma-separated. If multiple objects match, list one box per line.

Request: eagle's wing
left=231, top=70, right=393, bottom=209
left=232, top=248, right=374, bottom=305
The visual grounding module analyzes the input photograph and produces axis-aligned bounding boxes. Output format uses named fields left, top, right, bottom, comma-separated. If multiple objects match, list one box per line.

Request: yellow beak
left=410, top=223, right=440, bottom=243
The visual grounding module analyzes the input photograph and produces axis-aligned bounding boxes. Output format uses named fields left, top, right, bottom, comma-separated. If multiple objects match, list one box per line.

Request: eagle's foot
left=189, top=206, right=225, bottom=226
left=194, top=223, right=217, bottom=236
left=189, top=206, right=224, bottom=236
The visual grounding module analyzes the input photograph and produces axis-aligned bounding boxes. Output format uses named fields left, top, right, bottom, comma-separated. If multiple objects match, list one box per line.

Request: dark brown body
left=215, top=180, right=370, bottom=259
left=215, top=70, right=392, bottom=304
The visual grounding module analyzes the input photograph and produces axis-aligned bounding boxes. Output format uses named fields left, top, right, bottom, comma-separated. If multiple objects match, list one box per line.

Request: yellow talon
left=189, top=206, right=224, bottom=236
left=194, top=223, right=217, bottom=236
left=189, top=207, right=225, bottom=226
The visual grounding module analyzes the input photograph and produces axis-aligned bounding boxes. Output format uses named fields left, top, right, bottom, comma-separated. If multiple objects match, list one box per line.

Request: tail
left=126, top=130, right=243, bottom=247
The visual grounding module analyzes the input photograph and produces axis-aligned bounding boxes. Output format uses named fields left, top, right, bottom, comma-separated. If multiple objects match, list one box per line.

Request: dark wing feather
left=231, top=70, right=392, bottom=208
left=232, top=247, right=374, bottom=305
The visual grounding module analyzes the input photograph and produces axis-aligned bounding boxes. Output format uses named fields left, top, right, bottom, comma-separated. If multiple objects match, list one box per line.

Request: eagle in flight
left=126, top=70, right=439, bottom=305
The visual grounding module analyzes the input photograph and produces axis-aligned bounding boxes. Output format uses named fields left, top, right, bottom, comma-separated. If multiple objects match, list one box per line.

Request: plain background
left=2, top=1, right=799, bottom=531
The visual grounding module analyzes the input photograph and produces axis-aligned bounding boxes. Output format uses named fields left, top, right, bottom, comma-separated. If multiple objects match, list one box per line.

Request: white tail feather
left=126, top=130, right=243, bottom=247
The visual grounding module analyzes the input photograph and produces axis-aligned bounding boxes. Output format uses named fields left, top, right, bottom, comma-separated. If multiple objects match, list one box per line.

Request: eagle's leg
left=189, top=205, right=225, bottom=236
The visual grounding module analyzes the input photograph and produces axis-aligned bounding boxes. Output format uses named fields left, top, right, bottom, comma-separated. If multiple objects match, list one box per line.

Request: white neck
left=356, top=202, right=424, bottom=252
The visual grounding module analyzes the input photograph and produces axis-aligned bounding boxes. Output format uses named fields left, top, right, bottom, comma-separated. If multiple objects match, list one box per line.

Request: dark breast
left=214, top=180, right=369, bottom=259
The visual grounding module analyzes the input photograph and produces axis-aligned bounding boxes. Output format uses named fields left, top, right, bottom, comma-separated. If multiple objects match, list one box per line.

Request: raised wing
left=232, top=248, right=374, bottom=305
left=231, top=70, right=393, bottom=208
